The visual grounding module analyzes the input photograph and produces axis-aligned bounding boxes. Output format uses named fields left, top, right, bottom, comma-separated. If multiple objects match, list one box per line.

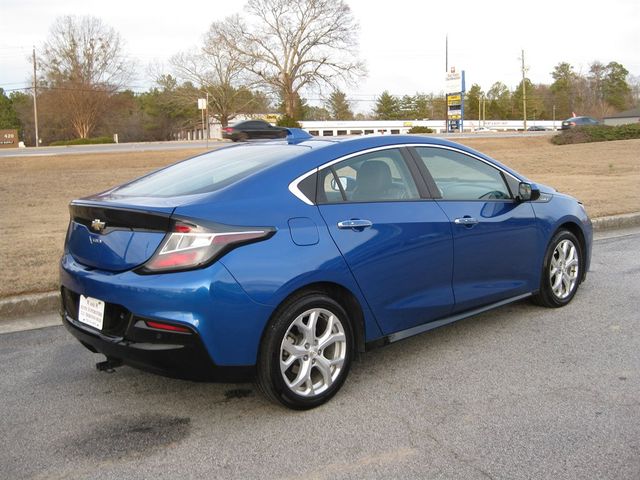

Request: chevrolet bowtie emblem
left=91, top=219, right=106, bottom=232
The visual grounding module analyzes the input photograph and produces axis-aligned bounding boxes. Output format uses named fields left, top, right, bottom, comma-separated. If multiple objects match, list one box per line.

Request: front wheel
left=532, top=230, right=583, bottom=308
left=257, top=293, right=353, bottom=409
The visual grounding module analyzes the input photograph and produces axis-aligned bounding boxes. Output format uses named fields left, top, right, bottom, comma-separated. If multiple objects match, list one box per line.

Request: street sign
left=445, top=68, right=462, bottom=94
left=447, top=94, right=461, bottom=105
left=0, top=129, right=18, bottom=149
left=197, top=98, right=207, bottom=110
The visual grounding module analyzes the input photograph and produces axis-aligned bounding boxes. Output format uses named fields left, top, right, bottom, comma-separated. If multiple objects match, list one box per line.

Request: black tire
left=532, top=229, right=583, bottom=308
left=237, top=132, right=249, bottom=142
left=257, top=292, right=353, bottom=410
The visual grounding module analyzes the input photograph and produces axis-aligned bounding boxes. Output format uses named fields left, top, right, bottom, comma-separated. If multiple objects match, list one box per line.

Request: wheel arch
left=260, top=281, right=367, bottom=355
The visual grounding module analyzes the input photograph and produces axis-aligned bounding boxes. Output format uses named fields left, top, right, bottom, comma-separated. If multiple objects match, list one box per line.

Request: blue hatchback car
left=60, top=131, right=592, bottom=409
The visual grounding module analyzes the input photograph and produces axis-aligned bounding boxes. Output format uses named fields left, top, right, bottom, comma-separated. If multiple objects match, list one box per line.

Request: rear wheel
left=257, top=293, right=353, bottom=409
left=532, top=230, right=582, bottom=308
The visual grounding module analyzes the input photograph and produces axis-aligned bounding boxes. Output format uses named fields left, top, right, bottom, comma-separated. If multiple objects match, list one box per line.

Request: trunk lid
left=66, top=200, right=174, bottom=272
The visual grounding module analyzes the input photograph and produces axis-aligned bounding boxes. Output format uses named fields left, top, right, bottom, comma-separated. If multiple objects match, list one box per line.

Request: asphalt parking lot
left=1, top=231, right=638, bottom=480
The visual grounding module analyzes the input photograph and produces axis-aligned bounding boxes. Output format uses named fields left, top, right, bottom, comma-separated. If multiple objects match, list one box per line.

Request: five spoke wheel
left=258, top=293, right=353, bottom=409
left=533, top=229, right=583, bottom=308
left=280, top=308, right=347, bottom=397
left=549, top=239, right=580, bottom=300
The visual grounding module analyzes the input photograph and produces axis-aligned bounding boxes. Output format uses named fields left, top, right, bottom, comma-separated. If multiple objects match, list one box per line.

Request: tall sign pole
left=32, top=47, right=39, bottom=148
left=445, top=34, right=448, bottom=73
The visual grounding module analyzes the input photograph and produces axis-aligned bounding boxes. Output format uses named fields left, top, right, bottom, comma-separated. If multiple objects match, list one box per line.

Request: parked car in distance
left=474, top=126, right=497, bottom=133
left=60, top=130, right=592, bottom=410
left=222, top=120, right=288, bottom=141
left=527, top=125, right=547, bottom=131
left=561, top=116, right=600, bottom=130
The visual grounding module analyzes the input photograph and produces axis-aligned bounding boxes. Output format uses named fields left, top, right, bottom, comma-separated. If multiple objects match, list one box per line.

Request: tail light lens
left=223, top=127, right=233, bottom=133
left=139, top=221, right=274, bottom=273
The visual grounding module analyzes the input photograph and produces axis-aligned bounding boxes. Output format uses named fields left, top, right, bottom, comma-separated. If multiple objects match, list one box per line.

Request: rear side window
left=318, top=148, right=420, bottom=203
left=113, top=145, right=301, bottom=197
left=415, top=147, right=512, bottom=201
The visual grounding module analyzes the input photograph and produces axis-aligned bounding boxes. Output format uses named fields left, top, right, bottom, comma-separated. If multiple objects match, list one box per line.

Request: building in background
left=603, top=108, right=640, bottom=126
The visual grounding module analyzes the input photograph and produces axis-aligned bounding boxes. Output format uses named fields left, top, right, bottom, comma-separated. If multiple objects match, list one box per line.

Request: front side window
left=415, top=147, right=512, bottom=200
left=318, top=148, right=420, bottom=203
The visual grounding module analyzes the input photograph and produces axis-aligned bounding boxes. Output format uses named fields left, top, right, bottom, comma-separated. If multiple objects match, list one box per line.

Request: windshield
left=113, top=144, right=302, bottom=198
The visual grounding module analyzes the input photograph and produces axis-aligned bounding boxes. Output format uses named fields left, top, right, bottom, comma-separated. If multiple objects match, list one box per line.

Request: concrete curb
left=591, top=212, right=640, bottom=231
left=1, top=212, right=639, bottom=323
left=0, top=292, right=59, bottom=320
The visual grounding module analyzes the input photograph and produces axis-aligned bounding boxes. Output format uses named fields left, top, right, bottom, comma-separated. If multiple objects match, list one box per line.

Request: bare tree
left=39, top=16, right=133, bottom=138
left=213, top=0, right=365, bottom=119
left=171, top=28, right=265, bottom=127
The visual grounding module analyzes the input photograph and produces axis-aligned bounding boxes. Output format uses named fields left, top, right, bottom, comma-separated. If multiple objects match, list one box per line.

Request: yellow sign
left=403, top=122, right=414, bottom=127
left=447, top=94, right=461, bottom=103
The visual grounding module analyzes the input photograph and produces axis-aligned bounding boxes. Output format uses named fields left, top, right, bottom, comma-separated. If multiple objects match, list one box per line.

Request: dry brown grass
left=457, top=136, right=640, bottom=218
left=0, top=148, right=207, bottom=298
left=1, top=137, right=638, bottom=298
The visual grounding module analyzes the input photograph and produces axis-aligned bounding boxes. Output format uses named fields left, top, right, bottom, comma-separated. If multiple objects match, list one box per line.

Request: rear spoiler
left=285, top=128, right=313, bottom=144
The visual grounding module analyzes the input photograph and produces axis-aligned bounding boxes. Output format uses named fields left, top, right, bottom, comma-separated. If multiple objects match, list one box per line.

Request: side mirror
left=518, top=182, right=540, bottom=202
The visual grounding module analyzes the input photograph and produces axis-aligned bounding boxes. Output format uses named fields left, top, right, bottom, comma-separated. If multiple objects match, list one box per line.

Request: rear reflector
left=145, top=320, right=191, bottom=333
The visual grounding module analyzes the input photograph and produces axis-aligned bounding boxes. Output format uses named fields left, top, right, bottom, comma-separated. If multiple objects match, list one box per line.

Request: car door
left=242, top=121, right=260, bottom=139
left=411, top=146, right=539, bottom=313
left=316, top=147, right=454, bottom=335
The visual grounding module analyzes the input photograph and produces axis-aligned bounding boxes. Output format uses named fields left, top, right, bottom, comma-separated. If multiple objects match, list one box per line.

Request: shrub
left=551, top=124, right=640, bottom=145
left=408, top=126, right=434, bottom=134
left=275, top=115, right=302, bottom=128
left=49, top=136, right=115, bottom=146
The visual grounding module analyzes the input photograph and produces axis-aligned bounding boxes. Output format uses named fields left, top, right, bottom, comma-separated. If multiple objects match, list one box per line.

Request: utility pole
left=32, top=47, right=39, bottom=148
left=483, top=96, right=486, bottom=127
left=521, top=49, right=527, bottom=132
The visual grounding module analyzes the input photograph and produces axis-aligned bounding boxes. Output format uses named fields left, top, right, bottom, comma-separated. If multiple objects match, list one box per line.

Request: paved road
left=1, top=232, right=638, bottom=480
left=0, top=140, right=221, bottom=157
left=0, top=132, right=552, bottom=158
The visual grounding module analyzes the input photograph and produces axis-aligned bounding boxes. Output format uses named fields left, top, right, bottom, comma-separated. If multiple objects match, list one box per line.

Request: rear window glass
left=113, top=145, right=301, bottom=197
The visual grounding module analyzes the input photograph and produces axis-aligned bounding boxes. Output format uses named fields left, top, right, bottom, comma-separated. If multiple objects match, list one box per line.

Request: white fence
left=300, top=120, right=559, bottom=136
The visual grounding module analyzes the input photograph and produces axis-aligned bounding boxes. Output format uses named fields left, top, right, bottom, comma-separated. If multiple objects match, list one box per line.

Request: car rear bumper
left=61, top=300, right=254, bottom=382
left=59, top=253, right=275, bottom=368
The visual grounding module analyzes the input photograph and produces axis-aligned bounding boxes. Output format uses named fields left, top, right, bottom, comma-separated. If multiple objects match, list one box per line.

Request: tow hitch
left=96, top=357, right=123, bottom=373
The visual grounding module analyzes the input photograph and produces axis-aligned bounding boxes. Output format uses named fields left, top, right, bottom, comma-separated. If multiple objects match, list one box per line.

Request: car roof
left=229, top=134, right=523, bottom=179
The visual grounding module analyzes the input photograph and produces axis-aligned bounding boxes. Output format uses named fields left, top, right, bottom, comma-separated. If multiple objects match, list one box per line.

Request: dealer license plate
left=78, top=295, right=105, bottom=330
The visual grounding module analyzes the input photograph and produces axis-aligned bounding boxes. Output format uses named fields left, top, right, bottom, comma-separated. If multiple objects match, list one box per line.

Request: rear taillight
left=140, top=221, right=274, bottom=273
left=223, top=127, right=233, bottom=133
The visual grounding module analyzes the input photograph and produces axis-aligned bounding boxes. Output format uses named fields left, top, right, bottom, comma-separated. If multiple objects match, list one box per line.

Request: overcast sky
left=1, top=0, right=638, bottom=112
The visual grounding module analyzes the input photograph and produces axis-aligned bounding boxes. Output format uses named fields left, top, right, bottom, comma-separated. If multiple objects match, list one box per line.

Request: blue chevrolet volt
left=60, top=131, right=592, bottom=409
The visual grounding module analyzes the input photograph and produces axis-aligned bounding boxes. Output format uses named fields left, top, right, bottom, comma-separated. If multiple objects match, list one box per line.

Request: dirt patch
left=0, top=137, right=638, bottom=298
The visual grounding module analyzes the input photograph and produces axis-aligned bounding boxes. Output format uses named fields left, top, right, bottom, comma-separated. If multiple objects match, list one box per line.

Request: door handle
left=454, top=216, right=479, bottom=226
left=337, top=219, right=373, bottom=230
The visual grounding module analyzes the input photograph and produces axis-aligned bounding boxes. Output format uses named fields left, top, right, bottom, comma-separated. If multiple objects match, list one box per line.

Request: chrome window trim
left=287, top=143, right=521, bottom=205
